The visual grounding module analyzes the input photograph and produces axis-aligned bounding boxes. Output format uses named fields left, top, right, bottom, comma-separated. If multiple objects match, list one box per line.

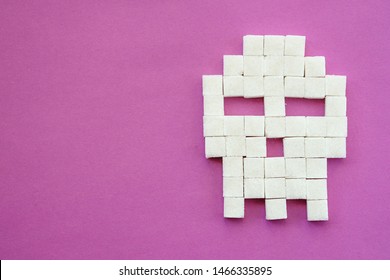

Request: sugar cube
left=265, top=198, right=287, bottom=220
left=265, top=178, right=286, bottom=198
left=223, top=76, right=244, bottom=97
left=306, top=117, right=327, bottom=137
left=203, top=95, right=224, bottom=116
left=203, top=116, right=224, bottom=137
left=325, top=96, right=347, bottom=116
left=245, top=116, right=265, bottom=136
left=326, top=75, right=346, bottom=96
left=265, top=117, right=286, bottom=138
left=244, top=178, right=265, bottom=198
left=285, top=158, right=306, bottom=178
left=326, top=117, right=347, bottom=137
left=306, top=158, right=327, bottom=179
left=244, top=157, right=265, bottom=178
left=205, top=137, right=226, bottom=158
left=265, top=157, right=285, bottom=178
left=224, top=116, right=245, bottom=136
left=305, top=77, right=326, bottom=99
left=286, top=178, right=306, bottom=199
left=202, top=75, right=223, bottom=95
left=224, top=197, right=245, bottom=218
left=283, top=137, right=305, bottom=158
left=326, top=137, right=346, bottom=158
left=244, top=76, right=264, bottom=98
left=243, top=35, right=264, bottom=56
left=307, top=199, right=328, bottom=221
left=306, top=179, right=327, bottom=200
left=244, top=56, right=264, bottom=76
left=284, top=56, right=304, bottom=76
left=226, top=136, right=246, bottom=156
left=264, top=96, right=286, bottom=117
left=305, top=137, right=327, bottom=158
left=264, top=76, right=284, bottom=96
left=285, top=116, right=306, bottom=137
left=223, top=177, right=244, bottom=197
left=264, top=35, right=285, bottom=55
left=285, top=77, right=305, bottom=98
left=223, top=156, right=243, bottom=177
left=305, top=56, right=325, bottom=77
left=284, top=35, right=306, bottom=56
left=224, top=55, right=244, bottom=76
left=264, top=56, right=284, bottom=76
left=246, top=137, right=267, bottom=157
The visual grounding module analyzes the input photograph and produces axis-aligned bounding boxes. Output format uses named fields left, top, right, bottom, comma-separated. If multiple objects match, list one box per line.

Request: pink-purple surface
left=0, top=0, right=389, bottom=260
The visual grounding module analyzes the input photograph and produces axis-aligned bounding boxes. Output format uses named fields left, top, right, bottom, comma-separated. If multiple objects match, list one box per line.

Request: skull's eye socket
left=224, top=97, right=264, bottom=116
left=285, top=98, right=324, bottom=116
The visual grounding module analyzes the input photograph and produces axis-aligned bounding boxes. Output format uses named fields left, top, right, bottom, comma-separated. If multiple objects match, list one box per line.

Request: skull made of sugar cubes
left=203, top=35, right=347, bottom=221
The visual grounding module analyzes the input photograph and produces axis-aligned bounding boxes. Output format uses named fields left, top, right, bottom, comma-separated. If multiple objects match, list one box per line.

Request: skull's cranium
left=203, top=35, right=347, bottom=221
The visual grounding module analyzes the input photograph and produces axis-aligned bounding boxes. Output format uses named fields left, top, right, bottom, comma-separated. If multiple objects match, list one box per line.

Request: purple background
left=1, top=0, right=389, bottom=259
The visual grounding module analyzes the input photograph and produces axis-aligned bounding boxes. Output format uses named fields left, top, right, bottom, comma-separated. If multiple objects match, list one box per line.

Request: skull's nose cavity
left=266, top=138, right=284, bottom=157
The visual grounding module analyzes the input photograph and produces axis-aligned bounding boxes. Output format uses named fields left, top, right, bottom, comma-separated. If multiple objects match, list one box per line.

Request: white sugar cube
left=203, top=116, right=224, bottom=137
left=265, top=198, right=287, bottom=220
left=305, top=77, right=326, bottom=99
left=223, top=177, right=244, bottom=197
left=305, top=137, right=327, bottom=158
left=325, top=96, right=347, bottom=116
left=203, top=95, right=224, bottom=116
left=326, top=117, right=347, bottom=137
left=244, top=178, right=265, bottom=199
left=224, top=197, right=245, bottom=218
left=306, top=117, right=327, bottom=136
left=307, top=199, right=328, bottom=221
left=283, top=137, right=305, bottom=158
left=202, top=75, right=223, bottom=95
left=264, top=96, right=286, bottom=117
left=326, top=75, right=346, bottom=96
left=285, top=116, right=306, bottom=136
left=265, top=157, right=285, bottom=178
left=264, top=76, right=284, bottom=96
left=223, top=157, right=243, bottom=177
left=246, top=137, right=267, bottom=157
left=205, top=137, right=226, bottom=158
left=223, top=55, right=244, bottom=76
left=264, top=56, right=284, bottom=76
left=226, top=136, right=246, bottom=156
left=244, top=157, right=265, bottom=178
left=244, top=56, right=264, bottom=76
left=265, top=178, right=286, bottom=198
left=285, top=77, right=305, bottom=98
left=305, top=56, right=325, bottom=77
left=224, top=116, right=245, bottom=136
left=286, top=178, right=307, bottom=199
left=243, top=35, right=264, bottom=56
left=284, top=35, right=305, bottom=56
left=223, top=76, right=244, bottom=97
left=265, top=117, right=285, bottom=138
left=284, top=56, right=304, bottom=76
left=264, top=35, right=285, bottom=56
left=244, top=76, right=264, bottom=98
left=245, top=116, right=264, bottom=136
left=326, top=137, right=346, bottom=158
left=285, top=158, right=306, bottom=178
left=306, top=179, right=327, bottom=200
left=306, top=158, right=327, bottom=179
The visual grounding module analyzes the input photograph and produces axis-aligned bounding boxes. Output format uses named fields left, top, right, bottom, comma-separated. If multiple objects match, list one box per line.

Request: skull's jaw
left=221, top=156, right=329, bottom=221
